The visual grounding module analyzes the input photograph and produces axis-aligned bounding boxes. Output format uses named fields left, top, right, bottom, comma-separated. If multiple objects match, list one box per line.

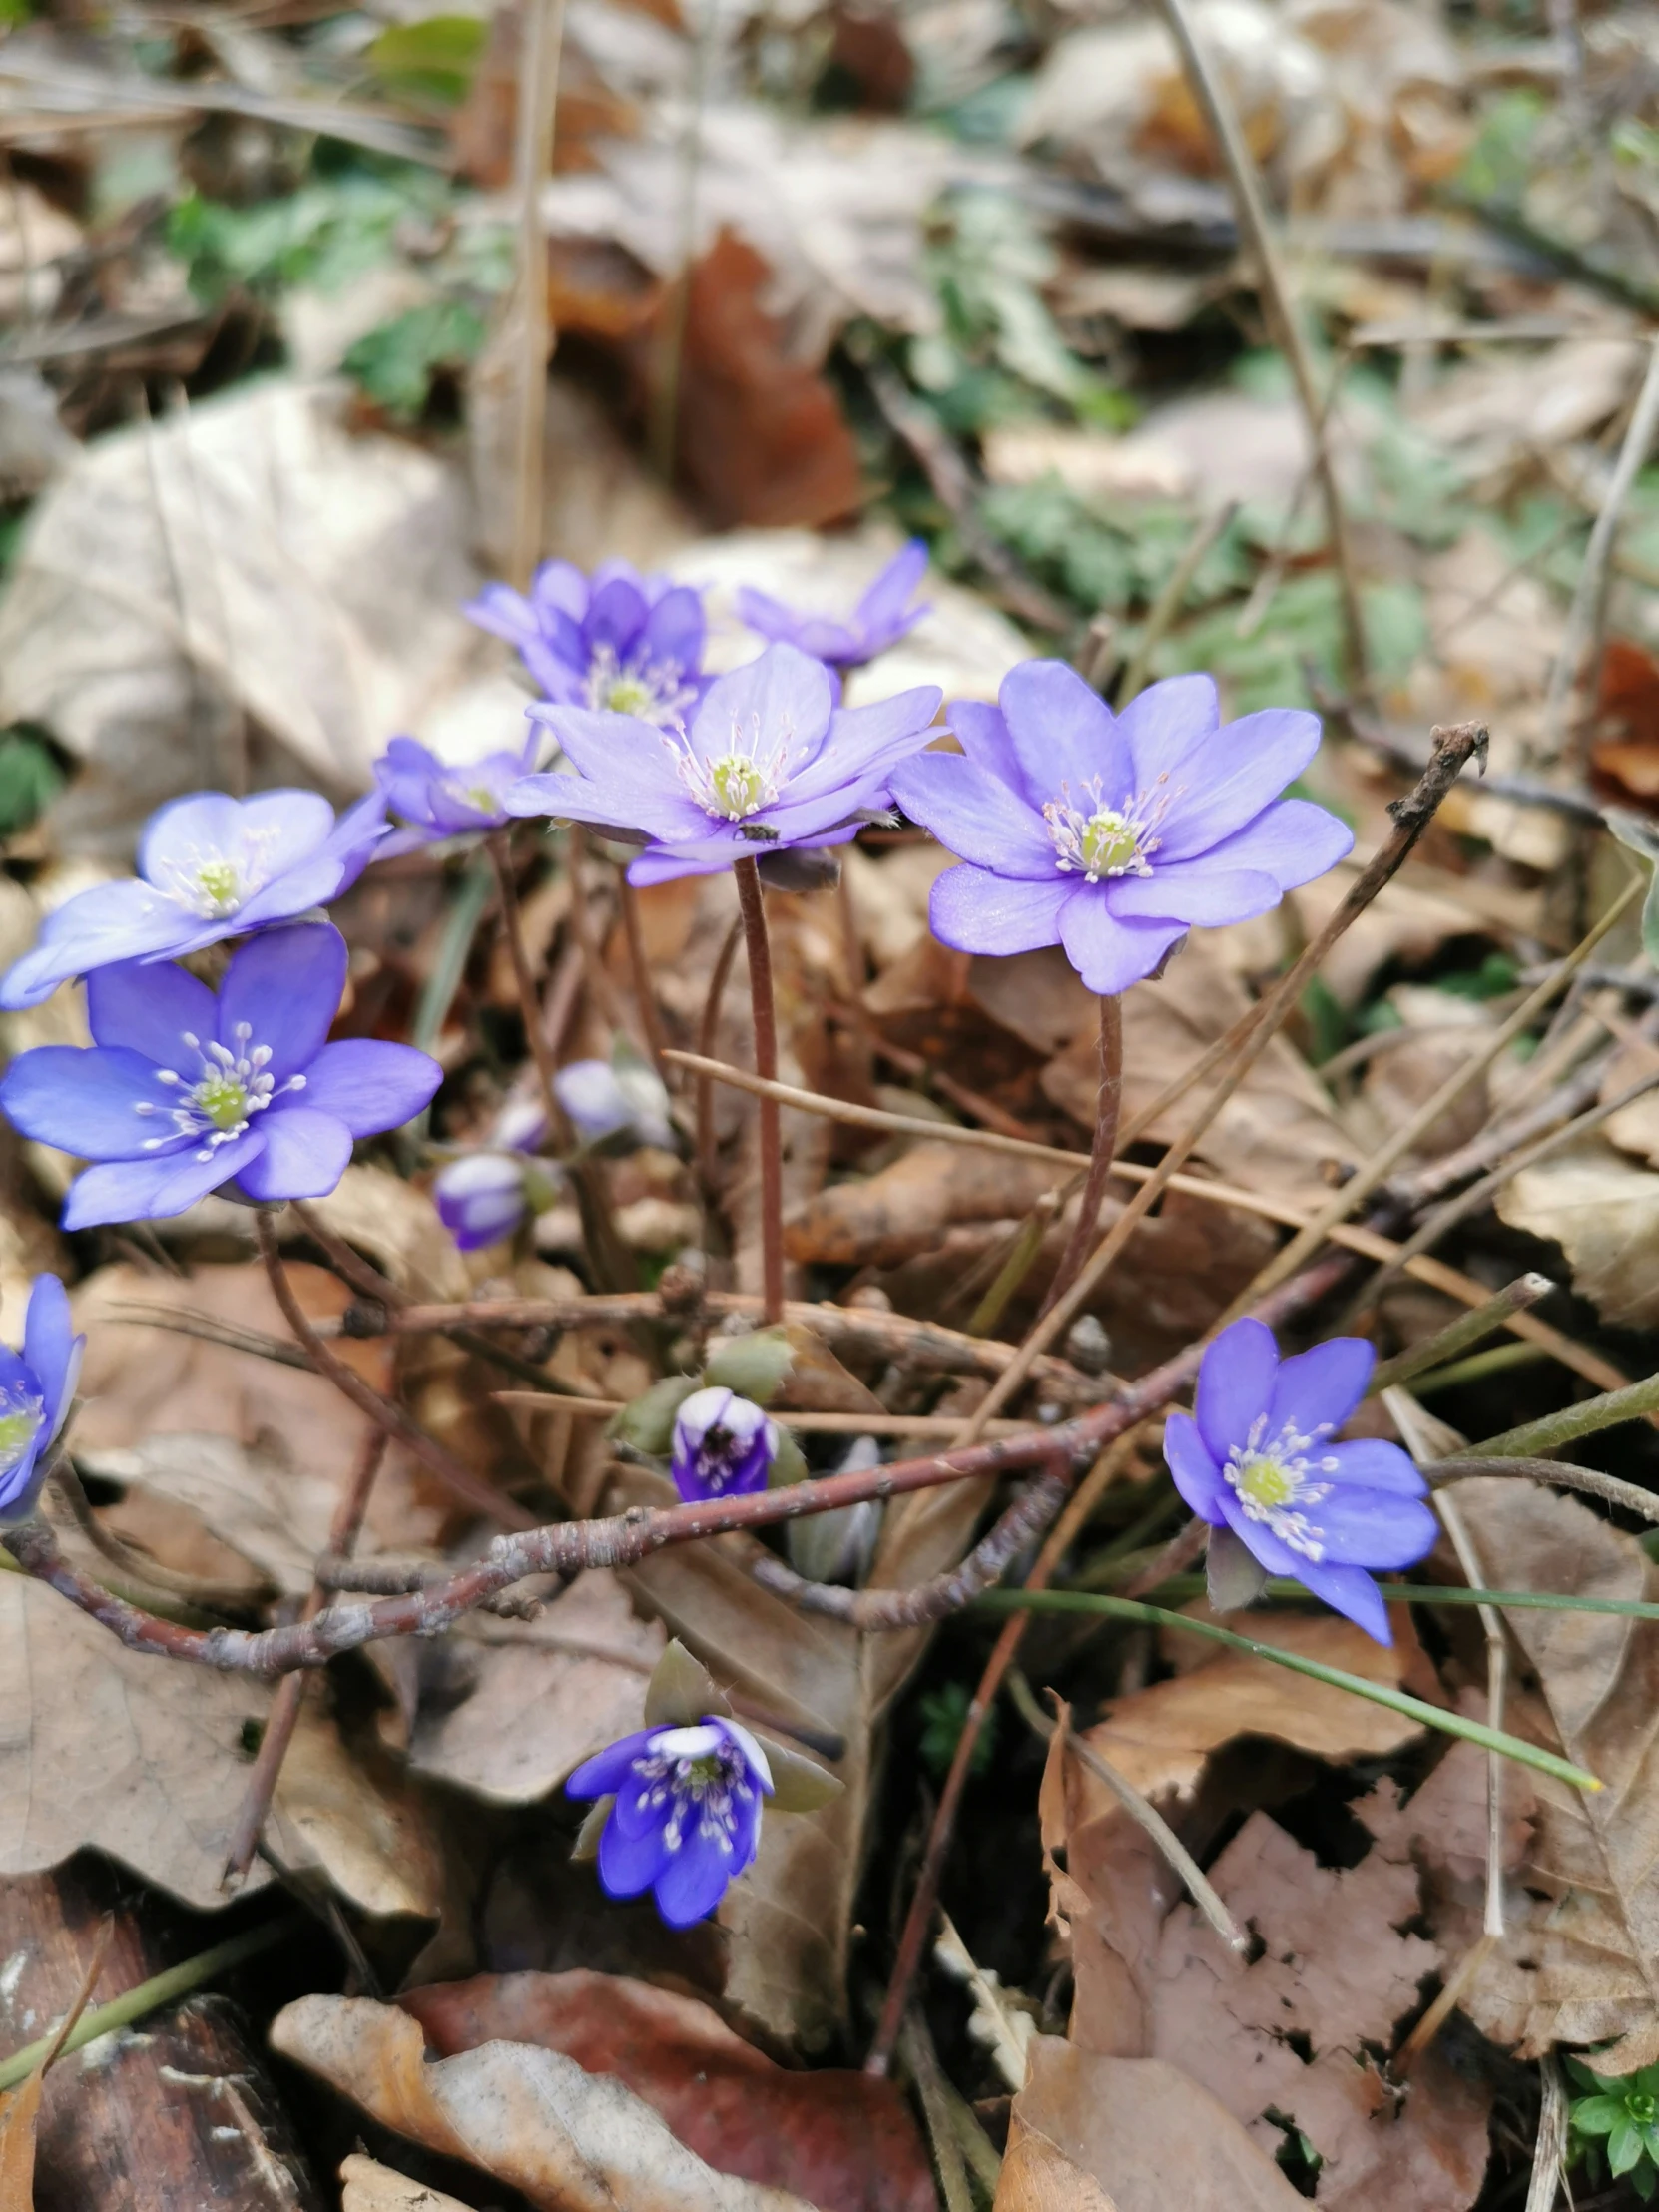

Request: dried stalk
left=734, top=857, right=786, bottom=1324
left=618, top=876, right=669, bottom=1078
left=1038, top=994, right=1123, bottom=1321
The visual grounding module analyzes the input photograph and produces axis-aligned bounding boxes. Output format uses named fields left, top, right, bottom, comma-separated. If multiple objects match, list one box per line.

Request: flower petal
left=0, top=1045, right=180, bottom=1160
left=1000, top=661, right=1131, bottom=811
left=856, top=539, right=928, bottom=628
left=506, top=767, right=687, bottom=839
left=654, top=1835, right=738, bottom=1927
left=1154, top=708, right=1324, bottom=862
left=1117, top=673, right=1220, bottom=791
left=63, top=1130, right=265, bottom=1229
left=586, top=574, right=650, bottom=656
left=640, top=584, right=706, bottom=672
left=889, top=753, right=1054, bottom=875
left=137, top=792, right=252, bottom=884
left=1104, top=863, right=1283, bottom=927
left=1325, top=1439, right=1427, bottom=1496
left=86, top=958, right=218, bottom=1063
left=1195, top=1316, right=1279, bottom=1459
left=1057, top=891, right=1186, bottom=994
left=1294, top=1558, right=1393, bottom=1645
left=0, top=886, right=191, bottom=1009
left=784, top=685, right=940, bottom=806
left=1197, top=797, right=1354, bottom=892
left=0, top=1434, right=47, bottom=1523
left=1268, top=1337, right=1375, bottom=1442
left=228, top=790, right=339, bottom=880
left=1306, top=1488, right=1439, bottom=1569
left=689, top=645, right=832, bottom=776
left=530, top=707, right=678, bottom=792
left=217, top=924, right=347, bottom=1083
left=298, top=1040, right=442, bottom=1136
left=22, top=1274, right=80, bottom=1440
left=598, top=1811, right=671, bottom=1899
left=929, top=864, right=1072, bottom=956
left=949, top=700, right=1022, bottom=788
left=233, top=1106, right=354, bottom=1201
left=1163, top=1412, right=1227, bottom=1524
left=567, top=1728, right=652, bottom=1797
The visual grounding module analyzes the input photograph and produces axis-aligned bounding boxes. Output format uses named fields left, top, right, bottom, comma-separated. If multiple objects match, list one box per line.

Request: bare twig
left=696, top=913, right=744, bottom=1191
left=1038, top=994, right=1122, bottom=1322
left=1368, top=1275, right=1553, bottom=1394
left=508, top=0, right=568, bottom=589
left=619, top=877, right=670, bottom=1079
left=1526, top=2055, right=1568, bottom=2212
left=1151, top=0, right=1366, bottom=687
left=734, top=858, right=786, bottom=1325
left=1429, top=1455, right=1659, bottom=1524
left=1115, top=500, right=1239, bottom=706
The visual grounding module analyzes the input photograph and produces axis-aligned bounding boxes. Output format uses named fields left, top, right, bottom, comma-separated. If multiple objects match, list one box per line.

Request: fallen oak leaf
left=270, top=1994, right=818, bottom=2212
left=339, top=2155, right=476, bottom=2211
left=398, top=1968, right=935, bottom=2212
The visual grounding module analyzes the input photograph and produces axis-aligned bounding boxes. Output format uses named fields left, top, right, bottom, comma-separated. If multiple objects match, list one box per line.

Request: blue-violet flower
left=468, top=558, right=708, bottom=728
left=0, top=790, right=388, bottom=1012
left=566, top=1714, right=774, bottom=1926
left=0, top=923, right=442, bottom=1230
left=671, top=1385, right=777, bottom=1502
left=556, top=1054, right=676, bottom=1153
left=736, top=540, right=929, bottom=669
left=374, top=733, right=539, bottom=852
left=0, top=1275, right=84, bottom=1521
left=508, top=643, right=941, bottom=886
left=433, top=1098, right=554, bottom=1251
left=890, top=665, right=1353, bottom=996
left=1164, top=1317, right=1437, bottom=1644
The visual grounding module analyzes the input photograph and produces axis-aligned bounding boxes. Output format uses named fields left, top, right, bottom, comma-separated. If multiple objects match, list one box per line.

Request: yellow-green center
left=194, top=1072, right=251, bottom=1132
left=707, top=755, right=768, bottom=820
left=194, top=858, right=242, bottom=914
left=1232, top=1450, right=1296, bottom=1510
left=1078, top=810, right=1142, bottom=877
left=601, top=675, right=656, bottom=717
left=0, top=1409, right=37, bottom=1469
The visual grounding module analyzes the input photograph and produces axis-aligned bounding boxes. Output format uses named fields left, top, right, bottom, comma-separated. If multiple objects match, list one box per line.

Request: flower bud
left=433, top=1152, right=531, bottom=1251
left=554, top=1053, right=675, bottom=1153
left=670, top=1385, right=777, bottom=1502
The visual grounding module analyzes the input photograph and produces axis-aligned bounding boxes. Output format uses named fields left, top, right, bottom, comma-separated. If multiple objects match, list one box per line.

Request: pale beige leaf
left=302, top=1167, right=470, bottom=1303
left=269, top=1705, right=446, bottom=1922
left=996, top=2041, right=1301, bottom=2212
left=271, top=1995, right=816, bottom=2212
left=339, top=2154, right=476, bottom=2212
left=1493, top=1141, right=1659, bottom=1327
left=82, top=1430, right=334, bottom=1602
left=1445, top=1477, right=1659, bottom=2069
left=0, top=1568, right=272, bottom=1909
left=406, top=1570, right=664, bottom=1806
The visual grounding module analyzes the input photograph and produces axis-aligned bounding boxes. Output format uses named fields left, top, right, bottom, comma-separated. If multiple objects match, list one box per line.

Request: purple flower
left=736, top=541, right=930, bottom=669
left=889, top=666, right=1353, bottom=996
left=508, top=643, right=942, bottom=887
left=1164, top=1317, right=1437, bottom=1644
left=566, top=1714, right=774, bottom=1926
left=374, top=734, right=538, bottom=851
left=555, top=1054, right=675, bottom=1153
left=0, top=790, right=388, bottom=1012
left=467, top=558, right=708, bottom=728
left=433, top=1098, right=556, bottom=1250
left=671, top=1386, right=777, bottom=1501
left=0, top=923, right=441, bottom=1231
left=0, top=1276, right=84, bottom=1522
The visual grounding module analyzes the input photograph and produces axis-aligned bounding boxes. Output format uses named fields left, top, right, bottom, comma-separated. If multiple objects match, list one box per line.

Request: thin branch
left=734, top=857, right=785, bottom=1324
left=1430, top=1454, right=1659, bottom=1524
left=1368, top=1275, right=1553, bottom=1394
left=1038, top=993, right=1122, bottom=1322
left=1115, top=500, right=1239, bottom=706
left=619, top=876, right=669, bottom=1079
left=696, top=912, right=744, bottom=1191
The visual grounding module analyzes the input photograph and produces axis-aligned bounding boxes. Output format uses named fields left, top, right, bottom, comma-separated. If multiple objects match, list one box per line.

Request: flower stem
left=488, top=828, right=567, bottom=1142
left=696, top=913, right=744, bottom=1194
left=618, top=875, right=669, bottom=1079
left=1038, top=993, right=1123, bottom=1322
left=973, top=1589, right=1599, bottom=1791
left=1451, top=1372, right=1659, bottom=1462
left=733, top=857, right=785, bottom=1325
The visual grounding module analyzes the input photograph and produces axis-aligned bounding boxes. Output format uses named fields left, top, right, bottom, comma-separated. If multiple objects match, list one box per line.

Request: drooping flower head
left=671, top=1385, right=777, bottom=1502
left=432, top=1097, right=555, bottom=1251
left=1164, top=1317, right=1437, bottom=1645
left=467, top=558, right=708, bottom=729
left=373, top=733, right=539, bottom=852
left=556, top=1052, right=675, bottom=1154
left=0, top=790, right=388, bottom=1012
left=890, top=665, right=1353, bottom=996
left=566, top=1714, right=774, bottom=1927
left=0, top=1276, right=84, bottom=1522
left=0, top=923, right=442, bottom=1230
left=508, top=643, right=942, bottom=887
left=736, top=541, right=930, bottom=670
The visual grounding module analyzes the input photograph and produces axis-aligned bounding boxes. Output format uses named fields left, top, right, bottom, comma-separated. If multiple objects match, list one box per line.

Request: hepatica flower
left=890, top=664, right=1353, bottom=996
left=0, top=923, right=441, bottom=1230
left=736, top=540, right=930, bottom=669
left=0, top=790, right=387, bottom=1011
left=566, top=1715, right=774, bottom=1927
left=374, top=733, right=538, bottom=851
left=556, top=1053, right=675, bottom=1153
left=468, top=558, right=708, bottom=729
left=433, top=1101, right=556, bottom=1251
left=508, top=643, right=941, bottom=886
left=0, top=1275, right=84, bottom=1522
left=1164, top=1317, right=1437, bottom=1644
left=671, top=1386, right=777, bottom=1502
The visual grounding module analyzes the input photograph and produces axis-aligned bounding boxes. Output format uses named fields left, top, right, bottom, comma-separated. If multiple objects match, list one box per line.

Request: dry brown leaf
left=0, top=380, right=512, bottom=851
left=1493, top=1139, right=1659, bottom=1327
left=269, top=1703, right=446, bottom=1922
left=1444, top=1476, right=1659, bottom=2070
left=303, top=1166, right=470, bottom=1302
left=997, top=2040, right=1304, bottom=2212
left=405, top=1569, right=665, bottom=1806
left=1600, top=1036, right=1659, bottom=1167
left=0, top=2066, right=45, bottom=2212
left=1042, top=937, right=1356, bottom=1200
left=271, top=1994, right=817, bottom=2212
left=0, top=1565, right=272, bottom=1909
left=85, top=1430, right=337, bottom=1602
left=399, top=1968, right=935, bottom=2212
left=340, top=2155, right=476, bottom=2212
left=784, top=1140, right=1062, bottom=1268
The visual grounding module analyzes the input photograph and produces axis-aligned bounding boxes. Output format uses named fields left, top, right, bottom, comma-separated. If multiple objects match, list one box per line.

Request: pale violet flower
left=467, top=558, right=708, bottom=729
left=566, top=1715, right=774, bottom=1927
left=736, top=541, right=930, bottom=670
